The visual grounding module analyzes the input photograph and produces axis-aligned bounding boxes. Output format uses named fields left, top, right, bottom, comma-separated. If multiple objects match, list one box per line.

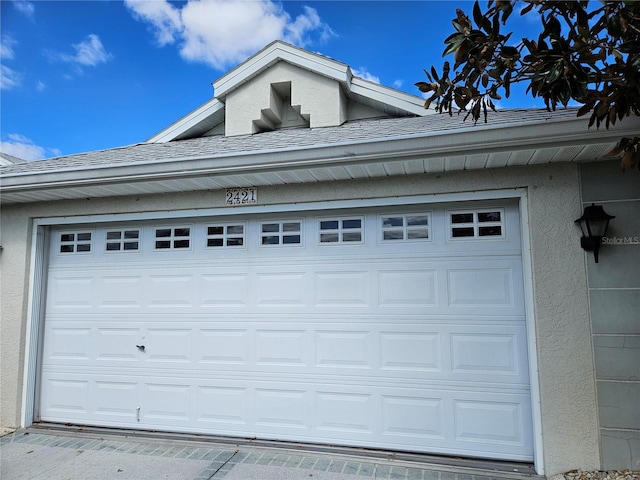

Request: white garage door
left=39, top=200, right=533, bottom=461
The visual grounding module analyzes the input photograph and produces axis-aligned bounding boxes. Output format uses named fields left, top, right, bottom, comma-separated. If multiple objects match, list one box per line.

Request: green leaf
left=500, top=45, right=520, bottom=59
left=415, top=82, right=435, bottom=93
left=473, top=1, right=483, bottom=29
left=482, top=73, right=489, bottom=88
left=452, top=20, right=465, bottom=33
left=576, top=103, right=592, bottom=117
left=546, top=62, right=564, bottom=84
left=501, top=4, right=513, bottom=25
left=522, top=38, right=537, bottom=55
left=607, top=14, right=622, bottom=37
left=520, top=2, right=535, bottom=16
left=431, top=66, right=440, bottom=83
left=482, top=16, right=492, bottom=34
left=443, top=41, right=460, bottom=58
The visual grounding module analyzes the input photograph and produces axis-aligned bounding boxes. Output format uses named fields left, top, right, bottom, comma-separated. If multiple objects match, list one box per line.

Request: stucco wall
left=580, top=160, right=640, bottom=470
left=0, top=209, right=32, bottom=430
left=0, top=162, right=599, bottom=475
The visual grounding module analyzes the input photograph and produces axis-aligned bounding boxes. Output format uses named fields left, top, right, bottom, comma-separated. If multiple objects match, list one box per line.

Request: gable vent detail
left=225, top=62, right=347, bottom=137
left=252, top=82, right=310, bottom=133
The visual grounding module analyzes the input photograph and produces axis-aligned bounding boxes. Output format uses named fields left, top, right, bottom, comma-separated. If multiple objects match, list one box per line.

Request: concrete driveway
left=0, top=428, right=540, bottom=480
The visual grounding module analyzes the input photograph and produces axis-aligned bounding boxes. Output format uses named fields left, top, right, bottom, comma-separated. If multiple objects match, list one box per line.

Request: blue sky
left=1, top=0, right=539, bottom=160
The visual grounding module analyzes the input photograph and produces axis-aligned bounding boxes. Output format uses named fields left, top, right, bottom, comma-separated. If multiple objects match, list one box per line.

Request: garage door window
left=106, top=229, right=140, bottom=252
left=155, top=227, right=191, bottom=250
left=260, top=221, right=302, bottom=246
left=206, top=224, right=245, bottom=247
left=318, top=217, right=363, bottom=244
left=59, top=231, right=92, bottom=254
left=381, top=214, right=430, bottom=242
left=449, top=209, right=504, bottom=239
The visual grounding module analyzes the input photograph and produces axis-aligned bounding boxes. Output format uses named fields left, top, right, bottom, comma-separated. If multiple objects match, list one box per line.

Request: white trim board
left=33, top=189, right=527, bottom=227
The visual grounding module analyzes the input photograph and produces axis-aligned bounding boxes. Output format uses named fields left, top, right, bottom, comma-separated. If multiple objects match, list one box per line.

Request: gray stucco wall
left=0, top=162, right=599, bottom=475
left=580, top=160, right=640, bottom=470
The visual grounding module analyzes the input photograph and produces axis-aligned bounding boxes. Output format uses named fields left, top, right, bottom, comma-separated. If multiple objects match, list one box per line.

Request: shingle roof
left=0, top=108, right=581, bottom=177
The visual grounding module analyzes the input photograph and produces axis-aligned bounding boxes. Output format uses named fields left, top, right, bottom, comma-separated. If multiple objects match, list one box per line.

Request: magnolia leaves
left=415, top=0, right=517, bottom=124
left=604, top=137, right=640, bottom=172
left=416, top=0, right=640, bottom=170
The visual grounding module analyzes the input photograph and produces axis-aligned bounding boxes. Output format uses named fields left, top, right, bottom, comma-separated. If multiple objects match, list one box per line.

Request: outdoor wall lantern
left=574, top=203, right=615, bottom=263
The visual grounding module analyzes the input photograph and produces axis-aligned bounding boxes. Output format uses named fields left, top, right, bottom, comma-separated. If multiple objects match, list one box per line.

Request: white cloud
left=0, top=134, right=49, bottom=161
left=283, top=5, right=333, bottom=45
left=59, top=34, right=113, bottom=67
left=125, top=0, right=335, bottom=70
left=124, top=0, right=181, bottom=46
left=1, top=35, right=16, bottom=59
left=36, top=80, right=46, bottom=91
left=1, top=65, right=22, bottom=90
left=0, top=36, right=21, bottom=90
left=12, top=0, right=35, bottom=19
left=352, top=68, right=380, bottom=84
left=393, top=79, right=404, bottom=89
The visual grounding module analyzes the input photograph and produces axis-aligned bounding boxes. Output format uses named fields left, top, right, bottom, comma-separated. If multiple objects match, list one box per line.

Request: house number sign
left=225, top=187, right=258, bottom=206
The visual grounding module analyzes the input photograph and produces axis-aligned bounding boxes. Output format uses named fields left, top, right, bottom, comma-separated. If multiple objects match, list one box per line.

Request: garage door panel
left=314, top=271, right=371, bottom=306
left=450, top=331, right=527, bottom=379
left=453, top=393, right=532, bottom=450
left=378, top=269, right=438, bottom=307
left=197, top=386, right=248, bottom=426
left=254, top=388, right=309, bottom=429
left=446, top=259, right=524, bottom=310
left=98, top=275, right=143, bottom=308
left=40, top=374, right=91, bottom=422
left=147, top=274, right=196, bottom=307
left=41, top=202, right=533, bottom=461
left=315, top=330, right=373, bottom=369
left=46, top=274, right=94, bottom=310
left=96, top=328, right=140, bottom=362
left=381, top=395, right=445, bottom=439
left=38, top=371, right=533, bottom=458
left=316, top=391, right=374, bottom=434
left=198, top=329, right=250, bottom=365
left=42, top=320, right=528, bottom=384
left=201, top=274, right=249, bottom=307
left=144, top=329, right=192, bottom=364
left=42, top=327, right=92, bottom=363
left=255, top=330, right=308, bottom=367
left=142, top=382, right=191, bottom=423
left=47, top=263, right=523, bottom=316
left=255, top=272, right=308, bottom=307
left=380, top=332, right=441, bottom=372
left=94, top=381, right=139, bottom=420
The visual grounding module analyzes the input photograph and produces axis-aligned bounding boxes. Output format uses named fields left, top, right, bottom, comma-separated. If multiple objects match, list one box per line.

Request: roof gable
left=148, top=41, right=431, bottom=143
left=0, top=152, right=27, bottom=166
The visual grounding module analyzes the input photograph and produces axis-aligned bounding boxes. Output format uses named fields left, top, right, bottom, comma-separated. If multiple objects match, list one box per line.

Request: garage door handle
left=136, top=345, right=146, bottom=352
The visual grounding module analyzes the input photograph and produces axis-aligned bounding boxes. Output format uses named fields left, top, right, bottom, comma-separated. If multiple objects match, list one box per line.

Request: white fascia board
left=350, top=77, right=433, bottom=116
left=146, top=98, right=224, bottom=143
left=213, top=41, right=350, bottom=99
left=3, top=113, right=636, bottom=195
